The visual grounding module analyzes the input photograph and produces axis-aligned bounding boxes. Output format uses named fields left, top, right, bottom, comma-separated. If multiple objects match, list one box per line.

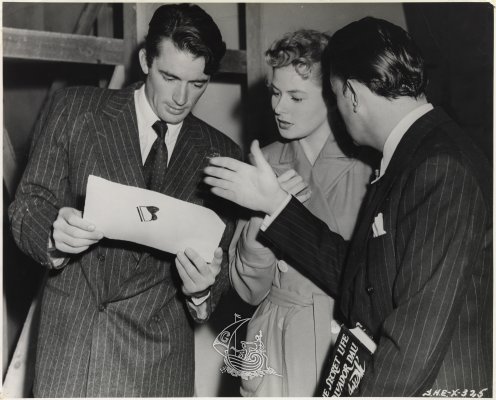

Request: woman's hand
left=244, top=214, right=265, bottom=245
left=277, top=169, right=312, bottom=203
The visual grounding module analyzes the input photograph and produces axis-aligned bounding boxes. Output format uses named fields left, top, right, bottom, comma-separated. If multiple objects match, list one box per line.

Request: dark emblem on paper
left=137, top=206, right=159, bottom=222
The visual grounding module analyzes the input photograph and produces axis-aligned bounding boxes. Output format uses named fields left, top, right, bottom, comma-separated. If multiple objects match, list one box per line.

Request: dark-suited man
left=8, top=4, right=241, bottom=397
left=204, top=17, right=492, bottom=397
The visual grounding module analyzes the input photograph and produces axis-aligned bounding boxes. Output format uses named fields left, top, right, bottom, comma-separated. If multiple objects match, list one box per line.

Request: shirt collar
left=374, top=103, right=433, bottom=182
left=134, top=85, right=183, bottom=138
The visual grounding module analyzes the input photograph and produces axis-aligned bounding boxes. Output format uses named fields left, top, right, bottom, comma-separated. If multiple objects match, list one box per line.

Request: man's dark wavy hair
left=327, top=17, right=427, bottom=99
left=145, top=3, right=226, bottom=75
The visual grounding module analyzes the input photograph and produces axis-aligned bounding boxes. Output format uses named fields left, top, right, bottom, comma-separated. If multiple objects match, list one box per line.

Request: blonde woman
left=229, top=30, right=372, bottom=396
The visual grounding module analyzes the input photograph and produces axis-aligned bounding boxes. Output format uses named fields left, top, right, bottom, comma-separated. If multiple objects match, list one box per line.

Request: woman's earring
left=352, top=101, right=358, bottom=113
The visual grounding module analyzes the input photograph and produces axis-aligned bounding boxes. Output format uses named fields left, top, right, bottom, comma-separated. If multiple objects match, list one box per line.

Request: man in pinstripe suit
left=205, top=17, right=492, bottom=396
left=9, top=4, right=241, bottom=397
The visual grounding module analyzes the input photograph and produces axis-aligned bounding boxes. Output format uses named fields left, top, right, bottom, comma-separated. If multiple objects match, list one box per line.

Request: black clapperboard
left=319, top=323, right=377, bottom=397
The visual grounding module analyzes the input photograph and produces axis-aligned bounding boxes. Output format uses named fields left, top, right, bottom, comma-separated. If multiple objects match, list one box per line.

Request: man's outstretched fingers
left=207, top=156, right=243, bottom=172
left=210, top=187, right=235, bottom=202
left=203, top=176, right=232, bottom=191
left=203, top=166, right=236, bottom=182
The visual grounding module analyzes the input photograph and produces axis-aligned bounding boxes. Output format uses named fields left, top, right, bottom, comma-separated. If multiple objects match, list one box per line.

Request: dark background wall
left=404, top=2, right=493, bottom=161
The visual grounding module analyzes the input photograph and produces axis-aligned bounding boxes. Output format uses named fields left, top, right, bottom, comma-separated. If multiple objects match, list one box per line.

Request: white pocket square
left=372, top=212, right=387, bottom=238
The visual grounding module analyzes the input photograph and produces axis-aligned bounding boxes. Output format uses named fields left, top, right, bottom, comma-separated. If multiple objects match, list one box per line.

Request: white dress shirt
left=134, top=85, right=183, bottom=165
left=135, top=85, right=210, bottom=309
left=375, top=103, right=433, bottom=181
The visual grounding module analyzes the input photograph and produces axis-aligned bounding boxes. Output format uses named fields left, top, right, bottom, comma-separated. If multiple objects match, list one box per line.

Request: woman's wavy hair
left=265, top=29, right=330, bottom=83
left=145, top=3, right=226, bottom=75
left=327, top=17, right=427, bottom=99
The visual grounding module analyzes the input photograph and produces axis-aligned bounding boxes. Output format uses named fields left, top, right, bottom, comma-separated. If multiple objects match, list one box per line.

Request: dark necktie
left=144, top=121, right=168, bottom=190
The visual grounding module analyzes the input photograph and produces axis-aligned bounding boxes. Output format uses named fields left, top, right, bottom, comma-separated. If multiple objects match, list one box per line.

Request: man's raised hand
left=204, top=140, right=287, bottom=214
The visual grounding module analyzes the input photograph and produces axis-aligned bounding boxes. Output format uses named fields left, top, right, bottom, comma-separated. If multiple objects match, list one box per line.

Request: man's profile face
left=139, top=38, right=210, bottom=124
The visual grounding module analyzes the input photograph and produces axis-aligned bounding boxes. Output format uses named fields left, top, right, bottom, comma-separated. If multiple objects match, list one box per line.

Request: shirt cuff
left=260, top=194, right=292, bottom=232
left=189, top=290, right=211, bottom=306
left=48, top=235, right=68, bottom=268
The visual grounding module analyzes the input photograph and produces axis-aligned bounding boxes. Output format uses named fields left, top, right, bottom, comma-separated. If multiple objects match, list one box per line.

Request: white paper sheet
left=83, top=175, right=225, bottom=262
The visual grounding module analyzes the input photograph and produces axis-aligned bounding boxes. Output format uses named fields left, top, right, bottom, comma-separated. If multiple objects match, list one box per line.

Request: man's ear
left=139, top=48, right=149, bottom=75
left=345, top=79, right=359, bottom=109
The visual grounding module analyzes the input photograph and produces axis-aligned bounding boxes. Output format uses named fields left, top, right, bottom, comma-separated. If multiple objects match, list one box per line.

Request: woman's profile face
left=270, top=65, right=329, bottom=141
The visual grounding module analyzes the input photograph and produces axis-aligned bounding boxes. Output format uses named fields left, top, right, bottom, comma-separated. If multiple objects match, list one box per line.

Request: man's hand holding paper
left=52, top=207, right=104, bottom=254
left=176, top=247, right=222, bottom=298
left=83, top=175, right=226, bottom=262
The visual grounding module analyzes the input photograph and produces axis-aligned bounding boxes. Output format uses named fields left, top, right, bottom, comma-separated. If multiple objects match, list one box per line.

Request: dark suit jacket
left=262, top=108, right=492, bottom=396
left=8, top=83, right=241, bottom=397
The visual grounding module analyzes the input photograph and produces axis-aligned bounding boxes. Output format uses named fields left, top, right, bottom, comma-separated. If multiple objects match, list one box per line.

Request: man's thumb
left=213, top=247, right=223, bottom=260
left=250, top=140, right=271, bottom=172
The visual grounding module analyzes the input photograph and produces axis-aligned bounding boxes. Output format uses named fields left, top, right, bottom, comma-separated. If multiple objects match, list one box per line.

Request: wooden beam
left=122, top=3, right=138, bottom=85
left=96, top=3, right=114, bottom=87
left=74, top=3, right=104, bottom=35
left=245, top=4, right=264, bottom=87
left=3, top=27, right=124, bottom=66
left=244, top=4, right=265, bottom=145
left=47, top=4, right=106, bottom=95
left=219, top=49, right=246, bottom=74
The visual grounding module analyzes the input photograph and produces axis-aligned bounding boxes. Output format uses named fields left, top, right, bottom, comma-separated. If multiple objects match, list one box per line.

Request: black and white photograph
left=2, top=2, right=493, bottom=398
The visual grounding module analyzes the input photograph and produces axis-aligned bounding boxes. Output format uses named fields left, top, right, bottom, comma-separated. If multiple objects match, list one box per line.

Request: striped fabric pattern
left=8, top=83, right=241, bottom=397
left=262, top=108, right=492, bottom=397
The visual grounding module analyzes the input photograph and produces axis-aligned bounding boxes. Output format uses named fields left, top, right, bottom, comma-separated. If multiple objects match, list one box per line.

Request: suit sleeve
left=261, top=196, right=347, bottom=298
left=8, top=90, right=71, bottom=269
left=360, top=153, right=489, bottom=396
left=189, top=142, right=243, bottom=322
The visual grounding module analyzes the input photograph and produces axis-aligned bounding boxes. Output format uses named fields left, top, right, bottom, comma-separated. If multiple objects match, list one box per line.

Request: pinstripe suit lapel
left=159, top=113, right=210, bottom=201
left=343, top=109, right=446, bottom=291
left=92, top=82, right=144, bottom=262
left=365, top=108, right=448, bottom=216
left=94, top=82, right=145, bottom=189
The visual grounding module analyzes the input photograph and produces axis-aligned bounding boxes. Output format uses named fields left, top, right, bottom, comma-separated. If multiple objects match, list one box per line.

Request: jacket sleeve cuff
left=260, top=194, right=292, bottom=231
left=186, top=294, right=212, bottom=323
left=47, top=235, right=69, bottom=269
left=189, top=290, right=211, bottom=306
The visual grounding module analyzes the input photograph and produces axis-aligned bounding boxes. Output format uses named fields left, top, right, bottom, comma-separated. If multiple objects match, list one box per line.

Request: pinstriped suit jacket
left=262, top=108, right=492, bottom=396
left=8, top=83, right=241, bottom=397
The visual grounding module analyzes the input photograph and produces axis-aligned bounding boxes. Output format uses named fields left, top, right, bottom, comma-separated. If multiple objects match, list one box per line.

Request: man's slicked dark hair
left=145, top=3, right=226, bottom=75
left=327, top=17, right=427, bottom=99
